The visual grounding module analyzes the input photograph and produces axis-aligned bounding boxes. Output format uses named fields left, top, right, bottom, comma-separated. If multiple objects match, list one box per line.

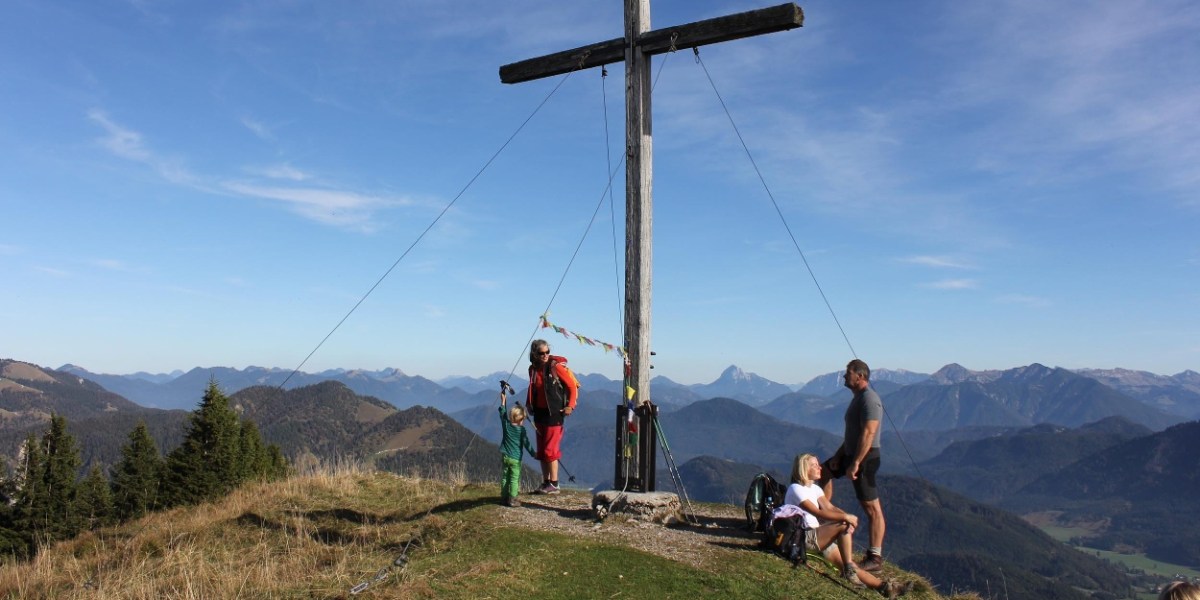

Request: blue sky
left=2, top=0, right=1198, bottom=387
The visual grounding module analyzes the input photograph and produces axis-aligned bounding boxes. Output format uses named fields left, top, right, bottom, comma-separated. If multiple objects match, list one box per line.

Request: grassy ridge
left=0, top=465, right=951, bottom=599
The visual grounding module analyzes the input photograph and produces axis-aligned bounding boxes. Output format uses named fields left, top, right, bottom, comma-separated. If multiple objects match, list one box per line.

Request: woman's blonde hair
left=1160, top=582, right=1200, bottom=600
left=792, top=453, right=818, bottom=486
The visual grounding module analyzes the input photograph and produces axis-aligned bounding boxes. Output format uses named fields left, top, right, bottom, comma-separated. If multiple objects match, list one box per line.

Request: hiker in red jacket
left=526, top=339, right=578, bottom=494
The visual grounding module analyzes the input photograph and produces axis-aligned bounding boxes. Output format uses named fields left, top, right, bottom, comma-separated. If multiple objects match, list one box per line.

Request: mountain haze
left=59, top=364, right=489, bottom=413
left=918, top=417, right=1151, bottom=503
left=1075, top=367, right=1200, bottom=419
left=799, top=367, right=930, bottom=397
left=886, top=364, right=1180, bottom=431
left=687, top=366, right=794, bottom=406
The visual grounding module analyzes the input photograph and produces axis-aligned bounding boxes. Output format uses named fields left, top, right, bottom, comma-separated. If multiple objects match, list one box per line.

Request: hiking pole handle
left=499, top=380, right=516, bottom=395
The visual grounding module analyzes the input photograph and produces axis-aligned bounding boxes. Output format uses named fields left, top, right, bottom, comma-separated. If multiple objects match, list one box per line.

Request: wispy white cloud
left=122, top=0, right=171, bottom=25
left=88, top=109, right=149, bottom=161
left=88, top=109, right=411, bottom=232
left=924, top=278, right=979, bottom=290
left=88, top=109, right=196, bottom=185
left=403, top=260, right=441, bottom=275
left=164, top=284, right=220, bottom=299
left=222, top=182, right=409, bottom=232
left=240, top=116, right=274, bottom=141
left=246, top=164, right=311, bottom=181
left=900, top=255, right=973, bottom=269
left=995, top=293, right=1051, bottom=308
left=0, top=244, right=22, bottom=256
left=34, top=266, right=70, bottom=277
left=943, top=0, right=1200, bottom=199
left=472, top=279, right=500, bottom=291
left=423, top=304, right=446, bottom=319
left=674, top=0, right=1200, bottom=252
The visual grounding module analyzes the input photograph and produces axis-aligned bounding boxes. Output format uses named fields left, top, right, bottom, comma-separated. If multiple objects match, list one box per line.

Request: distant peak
left=1004, top=363, right=1056, bottom=381
left=719, top=365, right=748, bottom=380
left=931, top=363, right=973, bottom=383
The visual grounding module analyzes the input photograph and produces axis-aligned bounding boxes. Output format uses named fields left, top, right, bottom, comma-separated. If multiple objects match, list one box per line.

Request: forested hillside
left=1011, top=420, right=1200, bottom=569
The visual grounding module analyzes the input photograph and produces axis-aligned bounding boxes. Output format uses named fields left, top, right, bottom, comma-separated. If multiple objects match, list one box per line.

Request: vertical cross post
left=500, top=2, right=803, bottom=492
left=624, top=0, right=653, bottom=415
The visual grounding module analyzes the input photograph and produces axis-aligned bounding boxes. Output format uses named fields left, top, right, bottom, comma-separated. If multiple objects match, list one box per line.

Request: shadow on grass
left=518, top=497, right=598, bottom=522
left=235, top=506, right=428, bottom=546
left=428, top=496, right=508, bottom=517
left=669, top=514, right=758, bottom=542
left=236, top=511, right=361, bottom=546
left=287, top=507, right=409, bottom=526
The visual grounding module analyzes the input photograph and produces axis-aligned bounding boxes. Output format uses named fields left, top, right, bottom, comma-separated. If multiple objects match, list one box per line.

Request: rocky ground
left=492, top=488, right=759, bottom=569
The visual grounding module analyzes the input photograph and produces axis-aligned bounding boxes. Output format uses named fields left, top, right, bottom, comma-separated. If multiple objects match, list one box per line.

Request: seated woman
left=787, top=453, right=911, bottom=598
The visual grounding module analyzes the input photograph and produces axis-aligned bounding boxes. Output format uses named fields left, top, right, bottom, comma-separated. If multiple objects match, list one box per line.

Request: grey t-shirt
left=843, top=387, right=883, bottom=456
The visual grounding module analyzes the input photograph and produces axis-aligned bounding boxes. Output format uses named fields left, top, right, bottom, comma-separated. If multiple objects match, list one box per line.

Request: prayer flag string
left=539, top=314, right=627, bottom=358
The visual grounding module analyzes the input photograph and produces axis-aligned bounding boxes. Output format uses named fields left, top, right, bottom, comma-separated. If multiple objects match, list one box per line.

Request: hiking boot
left=859, top=552, right=884, bottom=572
left=506, top=496, right=521, bottom=508
left=543, top=483, right=560, bottom=495
left=842, top=563, right=864, bottom=587
left=532, top=483, right=548, bottom=494
left=879, top=579, right=913, bottom=599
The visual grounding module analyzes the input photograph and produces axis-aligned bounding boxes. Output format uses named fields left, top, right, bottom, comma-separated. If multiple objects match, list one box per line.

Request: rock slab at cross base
left=592, top=490, right=681, bottom=523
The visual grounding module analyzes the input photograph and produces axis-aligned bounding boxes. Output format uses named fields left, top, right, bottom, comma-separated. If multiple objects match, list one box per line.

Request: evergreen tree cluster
left=0, top=379, right=288, bottom=560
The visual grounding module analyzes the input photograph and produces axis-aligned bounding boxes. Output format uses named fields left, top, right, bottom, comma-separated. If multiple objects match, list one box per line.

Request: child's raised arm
left=498, top=380, right=516, bottom=407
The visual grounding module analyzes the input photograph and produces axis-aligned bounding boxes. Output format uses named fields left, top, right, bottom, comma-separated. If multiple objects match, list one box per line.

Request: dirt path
left=492, top=489, right=758, bottom=569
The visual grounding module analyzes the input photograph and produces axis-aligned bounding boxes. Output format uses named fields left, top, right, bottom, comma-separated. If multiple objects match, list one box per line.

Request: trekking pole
left=557, top=458, right=577, bottom=484
left=653, top=414, right=699, bottom=524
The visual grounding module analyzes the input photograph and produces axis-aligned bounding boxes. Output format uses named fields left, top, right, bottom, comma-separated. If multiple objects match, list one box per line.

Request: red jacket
left=526, top=355, right=578, bottom=411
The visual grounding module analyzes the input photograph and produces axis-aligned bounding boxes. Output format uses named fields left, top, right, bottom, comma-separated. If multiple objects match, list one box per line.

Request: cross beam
left=500, top=2, right=802, bottom=492
left=500, top=3, right=803, bottom=84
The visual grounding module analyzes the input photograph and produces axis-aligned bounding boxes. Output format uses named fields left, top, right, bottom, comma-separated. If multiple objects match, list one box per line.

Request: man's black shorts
left=822, top=449, right=881, bottom=502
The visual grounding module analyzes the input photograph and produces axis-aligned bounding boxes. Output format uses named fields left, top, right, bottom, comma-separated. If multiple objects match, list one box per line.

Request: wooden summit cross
left=501, top=1, right=803, bottom=492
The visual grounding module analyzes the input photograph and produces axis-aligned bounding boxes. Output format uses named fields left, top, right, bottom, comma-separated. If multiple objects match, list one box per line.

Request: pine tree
left=111, top=421, right=163, bottom=521
left=8, top=433, right=43, bottom=558
left=238, top=420, right=269, bottom=481
left=265, top=444, right=290, bottom=481
left=76, top=465, right=114, bottom=530
left=162, top=379, right=242, bottom=506
left=0, top=483, right=24, bottom=558
left=39, top=414, right=82, bottom=543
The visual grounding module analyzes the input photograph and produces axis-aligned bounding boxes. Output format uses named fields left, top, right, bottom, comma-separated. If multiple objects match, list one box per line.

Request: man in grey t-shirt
left=818, top=359, right=887, bottom=572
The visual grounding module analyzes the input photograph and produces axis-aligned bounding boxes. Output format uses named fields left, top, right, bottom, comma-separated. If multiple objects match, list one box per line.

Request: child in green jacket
left=499, top=390, right=536, bottom=507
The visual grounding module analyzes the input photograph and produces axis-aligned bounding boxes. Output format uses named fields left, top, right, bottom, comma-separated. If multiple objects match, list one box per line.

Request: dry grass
left=0, top=458, right=456, bottom=599
left=0, top=458, right=951, bottom=600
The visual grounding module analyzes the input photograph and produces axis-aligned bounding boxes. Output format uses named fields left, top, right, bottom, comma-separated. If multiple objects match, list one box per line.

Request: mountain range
left=3, top=356, right=1198, bottom=597
left=51, top=361, right=1200, bottom=423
